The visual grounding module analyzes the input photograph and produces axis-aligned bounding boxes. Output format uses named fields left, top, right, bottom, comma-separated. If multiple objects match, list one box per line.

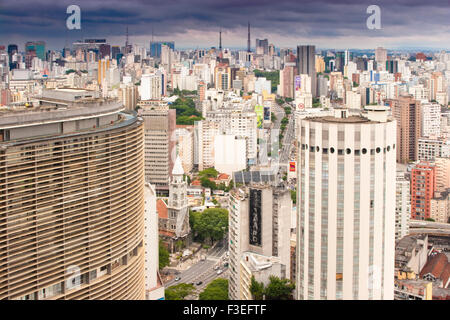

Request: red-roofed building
left=157, top=199, right=173, bottom=236
left=416, top=52, right=427, bottom=61
left=420, top=252, right=450, bottom=289
left=215, top=173, right=231, bottom=186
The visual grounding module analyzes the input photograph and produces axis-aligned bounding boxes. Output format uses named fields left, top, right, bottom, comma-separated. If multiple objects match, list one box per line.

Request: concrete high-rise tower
left=139, top=101, right=176, bottom=195
left=297, top=45, right=317, bottom=97
left=228, top=185, right=292, bottom=300
left=295, top=107, right=397, bottom=300
left=0, top=89, right=146, bottom=300
left=389, top=95, right=421, bottom=164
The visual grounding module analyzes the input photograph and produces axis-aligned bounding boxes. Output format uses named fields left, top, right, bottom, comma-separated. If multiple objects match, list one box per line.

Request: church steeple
left=169, top=155, right=187, bottom=208
left=172, top=155, right=184, bottom=180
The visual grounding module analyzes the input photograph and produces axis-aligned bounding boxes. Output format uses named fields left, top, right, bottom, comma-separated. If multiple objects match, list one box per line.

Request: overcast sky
left=1, top=0, right=450, bottom=51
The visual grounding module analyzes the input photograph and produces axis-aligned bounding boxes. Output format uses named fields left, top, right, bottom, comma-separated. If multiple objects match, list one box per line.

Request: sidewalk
left=171, top=244, right=208, bottom=271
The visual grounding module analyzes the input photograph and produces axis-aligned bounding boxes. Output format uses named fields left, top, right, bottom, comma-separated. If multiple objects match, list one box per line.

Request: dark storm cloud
left=0, top=0, right=449, bottom=49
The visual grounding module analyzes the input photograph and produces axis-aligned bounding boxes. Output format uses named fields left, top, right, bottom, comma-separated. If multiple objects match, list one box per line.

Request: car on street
left=214, top=266, right=219, bottom=270
left=217, top=269, right=223, bottom=275
left=175, top=277, right=181, bottom=281
left=196, top=281, right=203, bottom=286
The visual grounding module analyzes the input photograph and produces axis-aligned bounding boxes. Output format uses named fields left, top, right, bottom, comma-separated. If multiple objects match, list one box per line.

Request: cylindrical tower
left=296, top=108, right=396, bottom=300
left=0, top=90, right=146, bottom=300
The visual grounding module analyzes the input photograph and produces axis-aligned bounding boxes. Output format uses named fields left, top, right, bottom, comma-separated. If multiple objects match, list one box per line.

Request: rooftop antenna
left=219, top=28, right=222, bottom=51
left=247, top=21, right=251, bottom=53
left=65, top=29, right=68, bottom=50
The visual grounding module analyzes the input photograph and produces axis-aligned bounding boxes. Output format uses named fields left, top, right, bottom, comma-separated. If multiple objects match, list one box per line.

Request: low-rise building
left=395, top=234, right=429, bottom=275
left=420, top=252, right=450, bottom=289
left=239, top=252, right=287, bottom=300
left=430, top=190, right=450, bottom=223
left=394, top=278, right=433, bottom=300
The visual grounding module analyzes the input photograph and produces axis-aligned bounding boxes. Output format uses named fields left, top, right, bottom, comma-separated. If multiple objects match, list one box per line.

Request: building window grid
left=336, top=161, right=344, bottom=300
left=321, top=159, right=328, bottom=299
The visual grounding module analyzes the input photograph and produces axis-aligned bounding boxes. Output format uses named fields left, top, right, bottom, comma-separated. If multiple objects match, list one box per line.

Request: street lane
left=164, top=242, right=228, bottom=288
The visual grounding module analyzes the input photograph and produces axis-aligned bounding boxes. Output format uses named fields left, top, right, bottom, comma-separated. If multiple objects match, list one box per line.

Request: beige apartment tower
left=390, top=95, right=421, bottom=163
left=0, top=89, right=146, bottom=300
left=296, top=107, right=397, bottom=300
left=139, top=101, right=176, bottom=194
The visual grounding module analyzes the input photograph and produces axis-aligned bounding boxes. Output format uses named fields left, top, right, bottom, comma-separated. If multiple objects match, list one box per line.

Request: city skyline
left=1, top=0, right=450, bottom=50
left=1, top=0, right=450, bottom=304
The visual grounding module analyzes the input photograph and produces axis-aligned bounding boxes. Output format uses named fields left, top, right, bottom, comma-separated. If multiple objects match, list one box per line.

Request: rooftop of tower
left=0, top=88, right=123, bottom=130
left=306, top=115, right=375, bottom=124
left=305, top=105, right=393, bottom=124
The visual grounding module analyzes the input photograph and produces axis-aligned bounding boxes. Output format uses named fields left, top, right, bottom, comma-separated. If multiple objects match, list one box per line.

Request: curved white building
left=295, top=107, right=396, bottom=300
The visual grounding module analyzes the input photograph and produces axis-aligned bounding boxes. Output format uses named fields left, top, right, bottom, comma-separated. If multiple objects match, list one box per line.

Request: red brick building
left=411, top=162, right=436, bottom=220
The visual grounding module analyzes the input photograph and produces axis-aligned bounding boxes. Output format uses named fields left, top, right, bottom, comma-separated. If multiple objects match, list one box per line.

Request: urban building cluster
left=0, top=26, right=449, bottom=300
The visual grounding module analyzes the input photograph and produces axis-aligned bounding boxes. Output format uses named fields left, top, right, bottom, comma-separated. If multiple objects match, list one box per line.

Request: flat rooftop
left=306, top=115, right=377, bottom=124
left=0, top=98, right=123, bottom=129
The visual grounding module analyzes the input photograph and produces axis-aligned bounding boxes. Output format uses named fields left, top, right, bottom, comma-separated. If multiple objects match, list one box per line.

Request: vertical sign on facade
left=255, top=105, right=264, bottom=129
left=294, top=75, right=301, bottom=91
left=263, top=106, right=270, bottom=121
left=249, top=189, right=262, bottom=246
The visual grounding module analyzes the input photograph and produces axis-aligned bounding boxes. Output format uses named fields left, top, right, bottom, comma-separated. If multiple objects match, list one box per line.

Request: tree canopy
left=249, top=276, right=265, bottom=300
left=199, top=168, right=219, bottom=179
left=189, top=208, right=228, bottom=244
left=264, top=276, right=295, bottom=300
left=172, top=87, right=198, bottom=97
left=165, top=283, right=195, bottom=300
left=200, top=177, right=217, bottom=190
left=169, top=96, right=202, bottom=125
left=290, top=189, right=297, bottom=205
left=159, top=240, right=170, bottom=269
left=199, top=278, right=229, bottom=300
left=249, top=276, right=295, bottom=300
left=271, top=112, right=277, bottom=122
left=284, top=106, right=291, bottom=115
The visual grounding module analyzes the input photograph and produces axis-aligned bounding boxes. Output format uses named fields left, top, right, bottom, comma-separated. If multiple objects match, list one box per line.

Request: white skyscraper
left=421, top=102, right=441, bottom=138
left=140, top=72, right=162, bottom=101
left=296, top=107, right=396, bottom=300
left=395, top=172, right=410, bottom=240
left=144, top=183, right=165, bottom=300
left=254, top=77, right=271, bottom=95
left=214, top=134, right=247, bottom=175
